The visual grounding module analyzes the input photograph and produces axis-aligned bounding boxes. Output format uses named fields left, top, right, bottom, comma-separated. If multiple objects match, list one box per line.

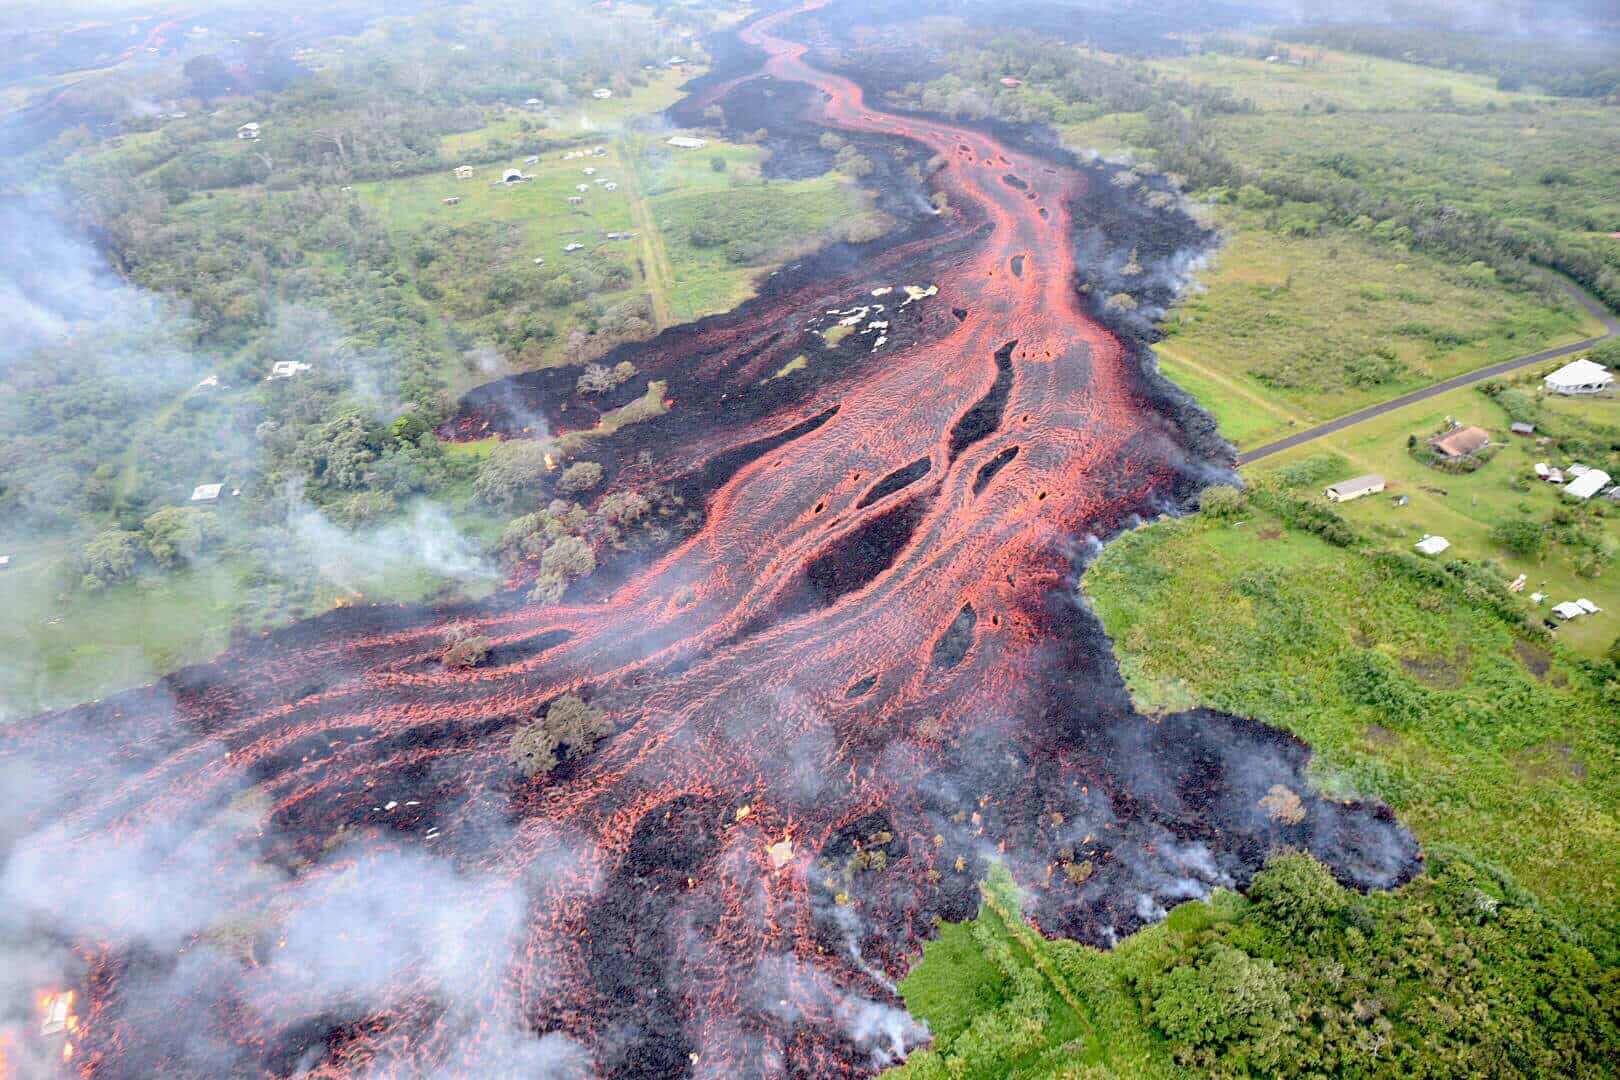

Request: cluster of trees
left=510, top=693, right=610, bottom=778
left=77, top=507, right=219, bottom=590
left=893, top=852, right=1620, bottom=1078
left=1127, top=852, right=1620, bottom=1076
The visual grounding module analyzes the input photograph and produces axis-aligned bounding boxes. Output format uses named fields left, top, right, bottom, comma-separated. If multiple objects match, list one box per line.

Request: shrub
left=510, top=693, right=610, bottom=778
left=557, top=460, right=603, bottom=495
left=441, top=633, right=492, bottom=669
left=474, top=440, right=552, bottom=508
left=1197, top=484, right=1246, bottom=519
left=1490, top=519, right=1545, bottom=557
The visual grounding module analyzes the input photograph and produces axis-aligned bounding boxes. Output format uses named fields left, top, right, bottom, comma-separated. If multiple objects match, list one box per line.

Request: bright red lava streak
left=2, top=3, right=1416, bottom=1077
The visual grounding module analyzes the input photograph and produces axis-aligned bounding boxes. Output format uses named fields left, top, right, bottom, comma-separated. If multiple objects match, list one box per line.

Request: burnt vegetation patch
left=802, top=495, right=929, bottom=606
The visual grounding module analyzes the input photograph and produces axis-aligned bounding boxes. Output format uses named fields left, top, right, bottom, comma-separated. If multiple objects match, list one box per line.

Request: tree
left=474, top=440, right=553, bottom=509
left=1490, top=518, right=1545, bottom=558
left=441, top=630, right=492, bottom=669
left=182, top=55, right=233, bottom=98
left=141, top=506, right=218, bottom=568
left=1148, top=944, right=1294, bottom=1071
left=709, top=156, right=727, bottom=172
left=1197, top=484, right=1245, bottom=519
left=79, top=529, right=140, bottom=590
left=557, top=460, right=603, bottom=494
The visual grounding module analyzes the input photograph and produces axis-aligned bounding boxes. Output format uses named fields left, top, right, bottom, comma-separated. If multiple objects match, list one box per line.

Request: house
left=441, top=196, right=461, bottom=206
left=667, top=135, right=708, bottom=150
left=593, top=177, right=610, bottom=185
left=1534, top=462, right=1550, bottom=479
left=270, top=360, right=311, bottom=378
left=591, top=88, right=613, bottom=99
left=236, top=122, right=261, bottom=140
left=0, top=554, right=11, bottom=570
left=190, top=483, right=223, bottom=503
left=592, top=146, right=606, bottom=156
left=1414, top=535, right=1450, bottom=557
left=666, top=56, right=690, bottom=67
left=568, top=195, right=584, bottom=205
left=604, top=182, right=618, bottom=191
left=575, top=183, right=589, bottom=192
left=1544, top=358, right=1613, bottom=395
left=454, top=164, right=474, bottom=180
left=1510, top=421, right=1535, bottom=435
left=1547, top=467, right=1565, bottom=484
left=526, top=155, right=540, bottom=164
left=1431, top=425, right=1490, bottom=458
left=1323, top=474, right=1384, bottom=502
left=999, top=77, right=1024, bottom=87
left=532, top=257, right=545, bottom=265
left=499, top=168, right=531, bottom=183
left=524, top=97, right=542, bottom=106
left=564, top=242, right=584, bottom=252
left=583, top=166, right=596, bottom=175
left=1563, top=468, right=1611, bottom=500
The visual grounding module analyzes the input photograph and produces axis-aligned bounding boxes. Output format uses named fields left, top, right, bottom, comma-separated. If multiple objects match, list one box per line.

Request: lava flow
left=0, top=2, right=1419, bottom=1077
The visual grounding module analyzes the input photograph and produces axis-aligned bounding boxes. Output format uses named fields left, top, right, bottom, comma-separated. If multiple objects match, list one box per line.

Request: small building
left=593, top=177, right=610, bottom=185
left=666, top=56, right=690, bottom=67
left=236, top=122, right=261, bottom=140
left=1414, top=535, right=1451, bottom=557
left=270, top=360, right=311, bottom=378
left=603, top=182, right=618, bottom=191
left=442, top=196, right=461, bottom=206
left=575, top=183, right=589, bottom=192
left=0, top=554, right=11, bottom=570
left=524, top=97, right=542, bottom=106
left=592, top=146, right=606, bottom=156
left=1544, top=358, right=1612, bottom=395
left=1323, top=474, right=1384, bottom=502
left=1551, top=601, right=1587, bottom=622
left=190, top=483, right=223, bottom=503
left=999, top=77, right=1024, bottom=87
left=1534, top=462, right=1550, bottom=478
left=564, top=242, right=584, bottom=252
left=525, top=155, right=540, bottom=164
left=1563, top=468, right=1611, bottom=501
left=568, top=195, right=584, bottom=205
left=591, top=88, right=613, bottom=99
left=532, top=257, right=545, bottom=265
left=1510, top=422, right=1535, bottom=436
left=1432, top=425, right=1490, bottom=458
left=454, top=164, right=474, bottom=180
left=499, top=168, right=531, bottom=184
left=583, top=166, right=596, bottom=175
left=667, top=135, right=708, bottom=150
left=1547, top=467, right=1565, bottom=484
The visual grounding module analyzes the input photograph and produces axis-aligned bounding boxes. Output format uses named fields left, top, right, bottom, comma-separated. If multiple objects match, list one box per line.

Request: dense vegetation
left=887, top=854, right=1619, bottom=1078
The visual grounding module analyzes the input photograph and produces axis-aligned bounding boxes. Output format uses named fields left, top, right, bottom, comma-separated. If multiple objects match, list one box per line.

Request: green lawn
left=1249, top=381, right=1620, bottom=655
left=1152, top=206, right=1597, bottom=450
left=1147, top=40, right=1550, bottom=113
left=1083, top=504, right=1620, bottom=949
left=439, top=67, right=702, bottom=156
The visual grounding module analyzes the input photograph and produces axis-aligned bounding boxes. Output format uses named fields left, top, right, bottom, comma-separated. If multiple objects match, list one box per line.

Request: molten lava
left=1, top=2, right=1418, bottom=1077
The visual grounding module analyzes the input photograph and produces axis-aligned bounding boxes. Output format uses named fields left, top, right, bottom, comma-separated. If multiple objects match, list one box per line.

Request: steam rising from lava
left=0, top=1, right=1418, bottom=1076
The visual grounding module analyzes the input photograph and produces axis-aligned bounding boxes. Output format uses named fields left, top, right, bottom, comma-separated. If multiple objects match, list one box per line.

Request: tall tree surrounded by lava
left=0, top=2, right=1418, bottom=1076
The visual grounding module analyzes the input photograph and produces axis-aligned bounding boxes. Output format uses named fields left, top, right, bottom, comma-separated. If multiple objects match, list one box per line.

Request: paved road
left=1237, top=278, right=1620, bottom=466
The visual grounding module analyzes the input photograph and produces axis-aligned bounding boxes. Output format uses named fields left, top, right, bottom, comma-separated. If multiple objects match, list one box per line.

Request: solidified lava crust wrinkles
left=2, top=3, right=1420, bottom=1077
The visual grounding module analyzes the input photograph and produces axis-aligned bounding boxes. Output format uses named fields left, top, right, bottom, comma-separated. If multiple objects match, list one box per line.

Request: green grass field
left=1083, top=504, right=1620, bottom=947
left=1249, top=381, right=1620, bottom=654
left=1152, top=207, right=1598, bottom=449
left=1147, top=40, right=1549, bottom=113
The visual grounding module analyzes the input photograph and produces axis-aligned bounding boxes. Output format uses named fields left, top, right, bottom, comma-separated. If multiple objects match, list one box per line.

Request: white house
left=1414, top=535, right=1451, bottom=556
left=1323, top=474, right=1384, bottom=502
left=591, top=88, right=613, bottom=99
left=236, top=122, right=261, bottom=140
left=270, top=360, right=311, bottom=378
left=1544, top=358, right=1613, bottom=395
left=190, top=483, right=223, bottom=503
left=1563, top=469, right=1611, bottom=500
left=667, top=135, right=708, bottom=150
left=454, top=164, right=474, bottom=180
